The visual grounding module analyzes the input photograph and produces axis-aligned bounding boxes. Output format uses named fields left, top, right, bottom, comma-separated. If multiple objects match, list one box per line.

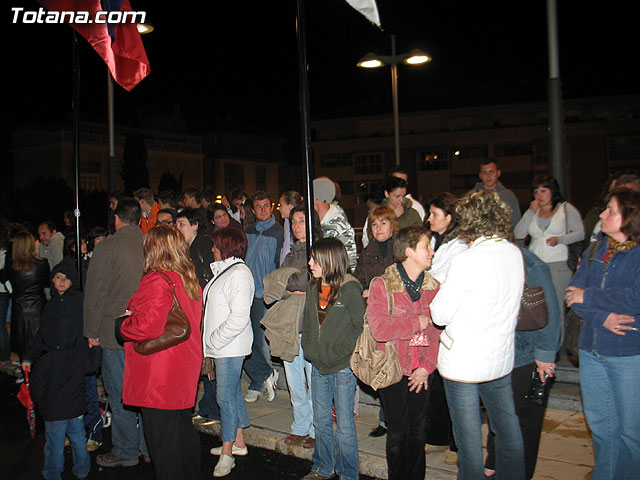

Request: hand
left=529, top=199, right=540, bottom=212
left=565, top=286, right=584, bottom=306
left=603, top=313, right=636, bottom=335
left=534, top=359, right=555, bottom=382
left=418, top=314, right=432, bottom=330
left=221, top=196, right=230, bottom=209
left=546, top=236, right=558, bottom=247
left=88, top=337, right=100, bottom=348
left=20, top=362, right=30, bottom=373
left=362, top=289, right=369, bottom=299
left=408, top=367, right=429, bottom=393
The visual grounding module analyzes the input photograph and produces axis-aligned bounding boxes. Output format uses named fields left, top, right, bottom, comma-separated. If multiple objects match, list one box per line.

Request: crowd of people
left=0, top=162, right=639, bottom=480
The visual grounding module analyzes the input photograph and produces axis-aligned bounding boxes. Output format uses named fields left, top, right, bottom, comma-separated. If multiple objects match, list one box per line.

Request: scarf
left=395, top=262, right=423, bottom=302
left=604, top=237, right=638, bottom=264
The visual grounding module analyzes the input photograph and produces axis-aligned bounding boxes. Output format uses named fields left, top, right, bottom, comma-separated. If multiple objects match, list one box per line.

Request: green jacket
left=302, top=275, right=364, bottom=375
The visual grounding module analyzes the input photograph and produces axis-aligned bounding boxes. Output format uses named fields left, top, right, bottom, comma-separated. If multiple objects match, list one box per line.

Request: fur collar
left=383, top=263, right=438, bottom=294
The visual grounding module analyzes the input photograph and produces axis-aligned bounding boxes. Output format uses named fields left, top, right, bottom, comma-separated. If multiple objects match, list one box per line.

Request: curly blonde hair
left=454, top=191, right=513, bottom=242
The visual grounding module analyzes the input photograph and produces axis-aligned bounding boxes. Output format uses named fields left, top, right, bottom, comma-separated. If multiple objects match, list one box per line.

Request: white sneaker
left=209, top=445, right=248, bottom=456
left=244, top=389, right=261, bottom=403
left=213, top=454, right=235, bottom=477
left=265, top=369, right=279, bottom=402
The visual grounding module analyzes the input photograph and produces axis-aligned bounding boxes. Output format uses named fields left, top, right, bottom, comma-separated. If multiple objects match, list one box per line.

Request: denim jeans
left=580, top=350, right=640, bottom=480
left=311, top=366, right=359, bottom=480
left=43, top=416, right=90, bottom=480
left=102, top=348, right=147, bottom=460
left=84, top=375, right=103, bottom=443
left=215, top=356, right=250, bottom=443
left=243, top=297, right=273, bottom=392
left=283, top=336, right=314, bottom=437
left=444, top=374, right=524, bottom=480
left=197, top=376, right=221, bottom=420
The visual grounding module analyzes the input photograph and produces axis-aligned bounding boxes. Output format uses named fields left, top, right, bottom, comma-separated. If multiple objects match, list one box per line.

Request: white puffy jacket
left=202, top=257, right=255, bottom=359
left=430, top=237, right=524, bottom=383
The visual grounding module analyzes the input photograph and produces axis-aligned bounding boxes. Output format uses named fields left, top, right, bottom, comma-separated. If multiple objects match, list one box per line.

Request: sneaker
left=244, top=389, right=262, bottom=403
left=368, top=425, right=387, bottom=437
left=213, top=454, right=235, bottom=477
left=210, top=445, right=248, bottom=456
left=96, top=451, right=139, bottom=468
left=302, top=471, right=332, bottom=480
left=86, top=439, right=102, bottom=452
left=265, top=369, right=279, bottom=402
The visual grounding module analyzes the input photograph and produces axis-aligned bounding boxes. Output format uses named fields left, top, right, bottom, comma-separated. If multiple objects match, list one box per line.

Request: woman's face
left=279, top=197, right=293, bottom=220
left=600, top=197, right=625, bottom=240
left=308, top=256, right=324, bottom=279
left=291, top=211, right=307, bottom=242
left=371, top=217, right=393, bottom=243
left=534, top=186, right=553, bottom=208
left=212, top=210, right=230, bottom=229
left=385, top=187, right=406, bottom=210
left=427, top=205, right=451, bottom=235
left=406, top=235, right=435, bottom=271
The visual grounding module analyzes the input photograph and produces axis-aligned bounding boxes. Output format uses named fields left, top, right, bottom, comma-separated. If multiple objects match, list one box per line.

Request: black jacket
left=190, top=233, right=215, bottom=288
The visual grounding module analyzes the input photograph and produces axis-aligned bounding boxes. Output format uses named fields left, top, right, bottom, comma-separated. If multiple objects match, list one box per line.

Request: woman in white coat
left=431, top=191, right=526, bottom=480
left=202, top=228, right=255, bottom=477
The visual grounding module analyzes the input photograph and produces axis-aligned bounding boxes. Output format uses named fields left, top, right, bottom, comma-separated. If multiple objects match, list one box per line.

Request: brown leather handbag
left=133, top=271, right=191, bottom=355
left=516, top=253, right=548, bottom=331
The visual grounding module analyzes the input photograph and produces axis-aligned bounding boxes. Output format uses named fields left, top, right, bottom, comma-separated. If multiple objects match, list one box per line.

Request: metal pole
left=108, top=70, right=116, bottom=193
left=296, top=0, right=315, bottom=251
left=72, top=31, right=83, bottom=289
left=547, top=0, right=567, bottom=197
left=391, top=34, right=400, bottom=166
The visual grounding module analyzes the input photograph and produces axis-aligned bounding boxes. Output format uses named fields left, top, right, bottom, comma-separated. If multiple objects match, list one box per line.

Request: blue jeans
left=283, top=337, right=314, bottom=437
left=102, top=348, right=147, bottom=460
left=580, top=350, right=640, bottom=480
left=197, top=376, right=221, bottom=420
left=215, top=356, right=250, bottom=443
left=243, top=297, right=273, bottom=392
left=444, top=374, right=524, bottom=480
left=43, top=416, right=90, bottom=480
left=84, top=375, right=103, bottom=443
left=311, top=366, right=359, bottom=480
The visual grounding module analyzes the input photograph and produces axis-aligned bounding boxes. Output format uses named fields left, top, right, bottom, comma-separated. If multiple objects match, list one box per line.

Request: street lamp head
left=403, top=49, right=431, bottom=65
left=137, top=23, right=154, bottom=34
left=357, top=53, right=384, bottom=68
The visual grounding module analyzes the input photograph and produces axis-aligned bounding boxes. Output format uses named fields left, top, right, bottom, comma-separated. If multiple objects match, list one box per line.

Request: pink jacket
left=366, top=264, right=441, bottom=377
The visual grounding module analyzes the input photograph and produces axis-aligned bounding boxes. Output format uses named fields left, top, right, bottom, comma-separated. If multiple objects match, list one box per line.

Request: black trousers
left=141, top=407, right=201, bottom=480
left=484, top=363, right=546, bottom=479
left=378, top=375, right=431, bottom=480
left=424, top=369, right=457, bottom=450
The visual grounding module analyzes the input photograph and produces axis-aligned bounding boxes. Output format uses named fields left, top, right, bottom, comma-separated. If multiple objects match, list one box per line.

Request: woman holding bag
left=366, top=226, right=440, bottom=480
left=120, top=225, right=203, bottom=480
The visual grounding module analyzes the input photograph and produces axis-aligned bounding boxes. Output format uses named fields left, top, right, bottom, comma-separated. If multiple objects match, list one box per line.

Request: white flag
left=345, top=0, right=381, bottom=27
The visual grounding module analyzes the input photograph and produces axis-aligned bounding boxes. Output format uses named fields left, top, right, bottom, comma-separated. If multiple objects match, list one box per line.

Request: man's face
left=175, top=217, right=198, bottom=244
left=53, top=272, right=72, bottom=295
left=38, top=225, right=53, bottom=245
left=253, top=198, right=273, bottom=222
left=182, top=194, right=195, bottom=208
left=156, top=212, right=174, bottom=226
left=137, top=198, right=152, bottom=214
left=479, top=162, right=500, bottom=190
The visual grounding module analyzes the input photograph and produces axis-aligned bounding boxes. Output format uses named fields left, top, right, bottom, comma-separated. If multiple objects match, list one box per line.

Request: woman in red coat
left=121, top=225, right=203, bottom=480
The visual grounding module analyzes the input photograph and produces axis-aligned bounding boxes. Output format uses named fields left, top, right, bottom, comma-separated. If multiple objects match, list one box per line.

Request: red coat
left=121, top=270, right=203, bottom=410
left=366, top=264, right=441, bottom=377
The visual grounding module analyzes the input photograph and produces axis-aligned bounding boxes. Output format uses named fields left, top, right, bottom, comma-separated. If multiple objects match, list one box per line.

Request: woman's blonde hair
left=454, top=191, right=513, bottom=242
left=143, top=225, right=200, bottom=300
left=310, top=237, right=350, bottom=304
left=11, top=231, right=39, bottom=271
left=367, top=205, right=399, bottom=240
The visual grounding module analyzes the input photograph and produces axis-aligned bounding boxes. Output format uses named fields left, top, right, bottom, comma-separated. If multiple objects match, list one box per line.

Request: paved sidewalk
left=193, top=381, right=595, bottom=480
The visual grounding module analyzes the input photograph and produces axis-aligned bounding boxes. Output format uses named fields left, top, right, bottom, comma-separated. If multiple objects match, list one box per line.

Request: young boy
left=21, top=263, right=98, bottom=480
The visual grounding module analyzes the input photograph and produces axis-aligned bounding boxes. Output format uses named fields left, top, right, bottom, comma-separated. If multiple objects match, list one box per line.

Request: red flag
left=38, top=0, right=150, bottom=91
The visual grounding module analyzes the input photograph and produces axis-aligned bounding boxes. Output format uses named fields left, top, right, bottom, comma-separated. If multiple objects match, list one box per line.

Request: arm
left=330, top=287, right=365, bottom=359
left=528, top=260, right=562, bottom=362
left=367, top=277, right=422, bottom=341
left=557, top=203, right=585, bottom=245
left=83, top=242, right=111, bottom=340
left=209, top=270, right=255, bottom=349
left=121, top=273, right=173, bottom=341
left=514, top=209, right=535, bottom=240
left=430, top=256, right=469, bottom=327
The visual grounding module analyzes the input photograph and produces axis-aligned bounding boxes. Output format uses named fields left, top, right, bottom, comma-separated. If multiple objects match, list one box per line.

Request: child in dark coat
left=21, top=262, right=99, bottom=480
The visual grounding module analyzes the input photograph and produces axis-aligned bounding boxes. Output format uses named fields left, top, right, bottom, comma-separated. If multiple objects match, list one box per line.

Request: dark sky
left=4, top=1, right=639, bottom=137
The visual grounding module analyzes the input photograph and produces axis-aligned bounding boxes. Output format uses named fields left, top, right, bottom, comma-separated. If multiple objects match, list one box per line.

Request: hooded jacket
left=472, top=181, right=522, bottom=227
left=244, top=215, right=284, bottom=298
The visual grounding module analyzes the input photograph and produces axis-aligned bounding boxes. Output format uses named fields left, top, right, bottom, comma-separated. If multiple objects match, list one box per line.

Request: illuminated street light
left=357, top=35, right=431, bottom=165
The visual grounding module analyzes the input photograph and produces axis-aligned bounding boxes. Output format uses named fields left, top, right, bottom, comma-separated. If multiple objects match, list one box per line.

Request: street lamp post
left=357, top=34, right=431, bottom=165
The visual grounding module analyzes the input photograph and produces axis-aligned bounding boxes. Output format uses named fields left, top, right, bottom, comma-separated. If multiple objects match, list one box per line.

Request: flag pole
left=296, top=0, right=315, bottom=251
left=72, top=31, right=83, bottom=289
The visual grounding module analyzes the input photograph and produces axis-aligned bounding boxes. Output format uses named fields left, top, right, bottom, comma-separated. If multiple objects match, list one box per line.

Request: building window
left=353, top=153, right=384, bottom=175
left=608, top=136, right=640, bottom=170
left=321, top=153, right=353, bottom=168
left=356, top=180, right=384, bottom=204
left=337, top=181, right=354, bottom=196
left=454, top=146, right=488, bottom=159
left=417, top=148, right=449, bottom=171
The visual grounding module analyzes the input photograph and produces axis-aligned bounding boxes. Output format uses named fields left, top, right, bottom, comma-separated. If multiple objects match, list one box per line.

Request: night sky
left=4, top=1, right=639, bottom=138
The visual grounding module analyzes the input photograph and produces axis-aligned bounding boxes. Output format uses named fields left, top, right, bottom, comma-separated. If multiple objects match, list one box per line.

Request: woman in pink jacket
left=120, top=225, right=203, bottom=480
left=366, top=225, right=441, bottom=480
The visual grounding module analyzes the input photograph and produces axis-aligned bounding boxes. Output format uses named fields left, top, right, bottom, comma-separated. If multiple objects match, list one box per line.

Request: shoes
left=265, top=369, right=279, bottom=402
left=213, top=454, right=235, bottom=477
left=445, top=451, right=458, bottom=465
left=302, top=471, right=332, bottom=480
left=244, top=389, right=262, bottom=403
left=86, top=439, right=102, bottom=452
left=302, top=437, right=316, bottom=449
left=96, top=452, right=139, bottom=468
left=284, top=434, right=307, bottom=446
left=210, top=444, right=248, bottom=456
left=368, top=425, right=387, bottom=437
